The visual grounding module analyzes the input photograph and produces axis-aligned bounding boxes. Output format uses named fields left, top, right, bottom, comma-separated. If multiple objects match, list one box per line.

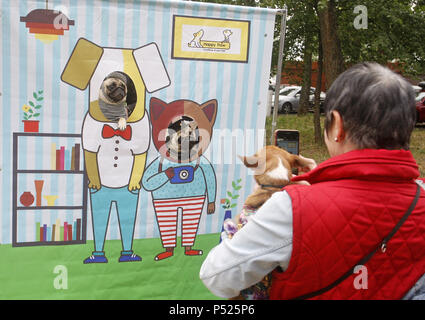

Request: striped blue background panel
left=0, top=0, right=276, bottom=244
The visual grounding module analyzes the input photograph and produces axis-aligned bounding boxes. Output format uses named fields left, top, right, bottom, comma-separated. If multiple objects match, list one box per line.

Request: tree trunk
left=314, top=33, right=323, bottom=144
left=298, top=37, right=313, bottom=115
left=298, top=3, right=315, bottom=116
left=318, top=0, right=344, bottom=88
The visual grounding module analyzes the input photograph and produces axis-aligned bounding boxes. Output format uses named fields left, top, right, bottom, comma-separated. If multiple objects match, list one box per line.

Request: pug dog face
left=99, top=71, right=128, bottom=106
left=150, top=98, right=218, bottom=163
left=165, top=116, right=200, bottom=162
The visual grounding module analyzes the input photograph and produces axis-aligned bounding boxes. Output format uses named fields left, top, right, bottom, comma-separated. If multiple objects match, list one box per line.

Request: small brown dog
left=223, top=145, right=316, bottom=300
left=240, top=145, right=316, bottom=209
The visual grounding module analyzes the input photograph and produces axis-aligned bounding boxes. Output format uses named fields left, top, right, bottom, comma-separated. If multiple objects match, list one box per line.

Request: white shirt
left=82, top=112, right=150, bottom=188
left=199, top=191, right=294, bottom=298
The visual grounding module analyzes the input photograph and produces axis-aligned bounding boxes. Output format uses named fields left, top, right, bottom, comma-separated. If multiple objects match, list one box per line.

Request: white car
left=413, top=84, right=425, bottom=102
left=271, top=86, right=326, bottom=114
left=416, top=92, right=425, bottom=102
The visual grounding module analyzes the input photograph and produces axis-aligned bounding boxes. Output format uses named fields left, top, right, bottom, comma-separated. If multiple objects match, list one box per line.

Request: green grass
left=265, top=114, right=425, bottom=176
left=0, top=234, right=221, bottom=300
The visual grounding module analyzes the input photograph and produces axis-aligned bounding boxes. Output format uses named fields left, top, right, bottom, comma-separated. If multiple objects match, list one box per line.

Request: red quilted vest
left=270, top=149, right=425, bottom=300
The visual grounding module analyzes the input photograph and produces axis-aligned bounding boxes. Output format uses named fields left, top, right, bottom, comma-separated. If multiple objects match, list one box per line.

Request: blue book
left=73, top=221, right=77, bottom=240
left=47, top=227, right=51, bottom=241
left=43, top=224, right=47, bottom=242
left=65, top=149, right=71, bottom=171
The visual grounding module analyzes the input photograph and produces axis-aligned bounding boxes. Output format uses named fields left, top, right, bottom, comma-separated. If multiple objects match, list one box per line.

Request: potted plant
left=219, top=179, right=242, bottom=242
left=22, top=90, right=43, bottom=132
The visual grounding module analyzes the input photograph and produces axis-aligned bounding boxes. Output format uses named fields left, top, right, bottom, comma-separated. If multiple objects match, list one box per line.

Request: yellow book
left=55, top=218, right=61, bottom=241
left=51, top=143, right=56, bottom=170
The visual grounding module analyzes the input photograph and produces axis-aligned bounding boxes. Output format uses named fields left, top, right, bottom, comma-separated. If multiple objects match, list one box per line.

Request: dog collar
left=260, top=184, right=286, bottom=189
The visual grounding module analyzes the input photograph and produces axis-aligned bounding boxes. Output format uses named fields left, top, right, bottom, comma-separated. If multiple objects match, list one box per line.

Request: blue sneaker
left=119, top=253, right=142, bottom=262
left=83, top=254, right=108, bottom=264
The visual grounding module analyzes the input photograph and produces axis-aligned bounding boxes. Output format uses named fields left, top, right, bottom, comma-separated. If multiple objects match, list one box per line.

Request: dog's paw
left=117, top=118, right=127, bottom=131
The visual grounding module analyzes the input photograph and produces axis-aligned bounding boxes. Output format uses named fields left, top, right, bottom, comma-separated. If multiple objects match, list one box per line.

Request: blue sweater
left=142, top=156, right=216, bottom=203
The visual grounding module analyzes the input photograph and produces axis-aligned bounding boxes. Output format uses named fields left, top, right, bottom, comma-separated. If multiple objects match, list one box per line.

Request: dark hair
left=324, top=62, right=416, bottom=150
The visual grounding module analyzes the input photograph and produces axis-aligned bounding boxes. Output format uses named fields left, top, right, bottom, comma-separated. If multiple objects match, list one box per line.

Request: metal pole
left=270, top=5, right=288, bottom=145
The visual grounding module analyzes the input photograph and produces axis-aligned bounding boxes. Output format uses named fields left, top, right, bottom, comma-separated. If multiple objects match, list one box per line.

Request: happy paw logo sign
left=0, top=0, right=276, bottom=299
left=172, top=15, right=251, bottom=63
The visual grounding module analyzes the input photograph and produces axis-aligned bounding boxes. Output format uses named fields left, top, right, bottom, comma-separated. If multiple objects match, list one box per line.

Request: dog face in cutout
left=61, top=38, right=171, bottom=123
left=99, top=72, right=128, bottom=105
left=149, top=98, right=217, bottom=163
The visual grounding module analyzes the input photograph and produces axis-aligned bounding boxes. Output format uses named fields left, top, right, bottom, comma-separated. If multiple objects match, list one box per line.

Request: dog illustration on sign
left=61, top=38, right=171, bottom=264
left=188, top=29, right=233, bottom=50
left=142, top=98, right=217, bottom=261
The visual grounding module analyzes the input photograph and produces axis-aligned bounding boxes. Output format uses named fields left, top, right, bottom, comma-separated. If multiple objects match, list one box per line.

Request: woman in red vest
left=200, top=62, right=425, bottom=300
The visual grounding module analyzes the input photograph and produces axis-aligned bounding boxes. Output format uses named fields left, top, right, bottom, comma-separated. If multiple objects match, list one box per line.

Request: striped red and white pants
left=153, top=196, right=206, bottom=248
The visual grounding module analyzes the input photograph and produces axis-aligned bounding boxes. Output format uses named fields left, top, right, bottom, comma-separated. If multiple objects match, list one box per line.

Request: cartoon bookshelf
left=12, top=132, right=88, bottom=247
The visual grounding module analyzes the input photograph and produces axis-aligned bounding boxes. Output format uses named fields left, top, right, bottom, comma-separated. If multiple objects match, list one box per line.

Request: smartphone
left=274, top=129, right=299, bottom=155
left=274, top=129, right=300, bottom=174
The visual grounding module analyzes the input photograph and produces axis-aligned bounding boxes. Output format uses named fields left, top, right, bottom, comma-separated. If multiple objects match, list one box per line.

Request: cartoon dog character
left=142, top=98, right=217, bottom=261
left=61, top=38, right=170, bottom=263
left=188, top=29, right=204, bottom=48
left=222, top=29, right=233, bottom=43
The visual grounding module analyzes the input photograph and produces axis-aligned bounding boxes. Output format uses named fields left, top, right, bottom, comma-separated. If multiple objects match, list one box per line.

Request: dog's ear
left=149, top=97, right=168, bottom=121
left=61, top=38, right=103, bottom=90
left=238, top=155, right=259, bottom=169
left=290, top=154, right=317, bottom=171
left=200, top=99, right=218, bottom=126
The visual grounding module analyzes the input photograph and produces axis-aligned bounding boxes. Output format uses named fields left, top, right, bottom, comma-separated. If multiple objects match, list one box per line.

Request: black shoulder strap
left=292, top=182, right=422, bottom=300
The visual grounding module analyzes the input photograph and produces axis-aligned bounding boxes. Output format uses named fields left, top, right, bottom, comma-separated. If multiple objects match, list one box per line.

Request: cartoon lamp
left=20, top=8, right=74, bottom=44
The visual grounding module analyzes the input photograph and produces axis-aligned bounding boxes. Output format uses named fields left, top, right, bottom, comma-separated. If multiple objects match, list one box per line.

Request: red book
left=40, top=226, right=44, bottom=242
left=67, top=224, right=73, bottom=241
left=64, top=222, right=68, bottom=241
left=60, top=146, right=65, bottom=170
left=56, top=149, right=61, bottom=170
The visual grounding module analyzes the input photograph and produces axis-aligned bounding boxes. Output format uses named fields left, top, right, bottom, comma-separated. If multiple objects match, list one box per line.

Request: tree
left=313, top=31, right=323, bottom=144
left=337, top=0, right=425, bottom=76
left=298, top=1, right=317, bottom=115
left=318, top=0, right=345, bottom=88
left=192, top=0, right=425, bottom=146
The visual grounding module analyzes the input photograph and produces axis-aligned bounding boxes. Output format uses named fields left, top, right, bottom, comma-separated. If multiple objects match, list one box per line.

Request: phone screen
left=275, top=130, right=299, bottom=155
left=275, top=130, right=300, bottom=175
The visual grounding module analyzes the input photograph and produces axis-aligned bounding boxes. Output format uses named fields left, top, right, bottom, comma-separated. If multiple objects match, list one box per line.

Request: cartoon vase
left=43, top=195, right=58, bottom=206
left=219, top=209, right=233, bottom=243
left=20, top=191, right=35, bottom=207
left=34, top=179, right=44, bottom=206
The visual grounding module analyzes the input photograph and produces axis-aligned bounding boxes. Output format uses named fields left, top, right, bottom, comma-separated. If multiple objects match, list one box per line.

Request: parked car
left=416, top=92, right=425, bottom=102
left=416, top=96, right=425, bottom=123
left=271, top=86, right=326, bottom=114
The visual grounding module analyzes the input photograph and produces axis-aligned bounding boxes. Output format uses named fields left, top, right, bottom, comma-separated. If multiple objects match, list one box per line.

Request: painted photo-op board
left=0, top=0, right=276, bottom=299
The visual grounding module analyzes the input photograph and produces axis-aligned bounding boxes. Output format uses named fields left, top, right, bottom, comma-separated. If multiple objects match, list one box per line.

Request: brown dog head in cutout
left=149, top=97, right=218, bottom=163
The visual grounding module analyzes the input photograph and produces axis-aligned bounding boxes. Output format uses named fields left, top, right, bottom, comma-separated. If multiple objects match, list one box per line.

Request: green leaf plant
left=221, top=179, right=242, bottom=209
left=23, top=90, right=43, bottom=120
